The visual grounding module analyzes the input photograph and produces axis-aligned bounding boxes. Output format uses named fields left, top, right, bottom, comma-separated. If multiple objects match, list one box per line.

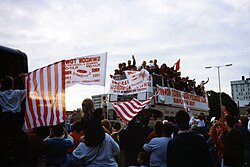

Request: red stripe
left=24, top=77, right=31, bottom=129
left=54, top=63, right=60, bottom=124
left=118, top=105, right=134, bottom=119
left=33, top=71, right=43, bottom=126
left=112, top=104, right=130, bottom=122
left=27, top=73, right=37, bottom=128
left=61, top=61, right=66, bottom=121
left=132, top=98, right=143, bottom=107
left=40, top=68, right=47, bottom=126
left=123, top=102, right=138, bottom=115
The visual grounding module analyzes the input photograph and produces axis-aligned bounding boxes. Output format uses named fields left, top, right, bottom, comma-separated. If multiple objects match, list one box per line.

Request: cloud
left=0, top=0, right=249, bottom=110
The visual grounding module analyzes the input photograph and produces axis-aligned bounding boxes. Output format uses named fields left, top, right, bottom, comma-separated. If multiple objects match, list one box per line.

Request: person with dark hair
left=68, top=120, right=84, bottom=153
left=245, top=107, right=250, bottom=166
left=144, top=122, right=174, bottom=167
left=137, top=151, right=149, bottom=167
left=146, top=120, right=163, bottom=143
left=44, top=124, right=74, bottom=166
left=119, top=117, right=152, bottom=167
left=126, top=55, right=136, bottom=70
left=222, top=115, right=244, bottom=167
left=0, top=75, right=26, bottom=130
left=167, top=110, right=212, bottom=167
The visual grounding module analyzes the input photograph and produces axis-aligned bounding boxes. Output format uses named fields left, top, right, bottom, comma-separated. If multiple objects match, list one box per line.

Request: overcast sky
left=1, top=0, right=249, bottom=110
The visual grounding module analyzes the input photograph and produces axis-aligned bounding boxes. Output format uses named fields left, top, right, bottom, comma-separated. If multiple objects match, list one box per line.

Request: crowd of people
left=113, top=55, right=209, bottom=96
left=1, top=74, right=250, bottom=167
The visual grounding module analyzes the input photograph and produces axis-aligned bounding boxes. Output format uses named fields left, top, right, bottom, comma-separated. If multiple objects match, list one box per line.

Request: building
left=231, top=76, right=250, bottom=107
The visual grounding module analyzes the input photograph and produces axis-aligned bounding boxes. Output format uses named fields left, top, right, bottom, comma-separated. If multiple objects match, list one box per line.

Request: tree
left=207, top=90, right=239, bottom=118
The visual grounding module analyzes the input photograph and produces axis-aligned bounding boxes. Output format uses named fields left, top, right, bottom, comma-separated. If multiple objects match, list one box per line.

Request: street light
left=205, top=64, right=232, bottom=118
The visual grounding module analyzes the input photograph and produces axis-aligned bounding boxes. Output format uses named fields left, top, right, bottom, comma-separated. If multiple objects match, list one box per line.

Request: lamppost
left=205, top=64, right=232, bottom=118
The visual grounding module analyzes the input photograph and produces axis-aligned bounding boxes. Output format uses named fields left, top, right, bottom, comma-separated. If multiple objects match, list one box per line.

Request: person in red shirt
left=68, top=121, right=84, bottom=153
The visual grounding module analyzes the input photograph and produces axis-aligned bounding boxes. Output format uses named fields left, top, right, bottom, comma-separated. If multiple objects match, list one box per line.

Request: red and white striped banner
left=112, top=94, right=157, bottom=122
left=24, top=61, right=66, bottom=129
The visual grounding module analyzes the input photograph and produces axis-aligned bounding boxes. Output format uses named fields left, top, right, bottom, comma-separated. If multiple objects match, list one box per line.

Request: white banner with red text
left=65, top=52, right=107, bottom=87
left=109, top=69, right=153, bottom=95
left=156, top=85, right=209, bottom=111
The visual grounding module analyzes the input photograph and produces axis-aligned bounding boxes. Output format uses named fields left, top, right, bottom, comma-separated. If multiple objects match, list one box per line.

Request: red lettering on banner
left=92, top=68, right=100, bottom=72
left=65, top=59, right=77, bottom=64
left=172, top=90, right=181, bottom=98
left=79, top=56, right=100, bottom=63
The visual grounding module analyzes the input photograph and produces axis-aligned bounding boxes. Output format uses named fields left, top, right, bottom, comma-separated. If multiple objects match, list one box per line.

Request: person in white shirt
left=0, top=75, right=26, bottom=113
left=0, top=75, right=26, bottom=130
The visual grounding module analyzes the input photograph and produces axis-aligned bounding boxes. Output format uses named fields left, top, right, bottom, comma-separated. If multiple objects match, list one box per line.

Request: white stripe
left=119, top=103, right=138, bottom=117
left=130, top=99, right=145, bottom=109
left=58, top=62, right=64, bottom=123
left=125, top=101, right=143, bottom=113
left=44, top=67, right=51, bottom=126
left=36, top=69, right=45, bottom=126
left=113, top=105, right=132, bottom=121
left=51, top=64, right=57, bottom=125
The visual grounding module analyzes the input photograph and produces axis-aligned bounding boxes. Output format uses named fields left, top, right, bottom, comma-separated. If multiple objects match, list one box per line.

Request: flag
left=112, top=94, right=157, bottom=122
left=174, top=59, right=180, bottom=71
left=24, top=61, right=66, bottom=129
left=221, top=105, right=229, bottom=121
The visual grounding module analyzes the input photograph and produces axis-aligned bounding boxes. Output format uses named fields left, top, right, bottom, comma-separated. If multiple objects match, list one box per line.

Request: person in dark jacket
left=167, top=110, right=212, bottom=167
left=222, top=115, right=244, bottom=167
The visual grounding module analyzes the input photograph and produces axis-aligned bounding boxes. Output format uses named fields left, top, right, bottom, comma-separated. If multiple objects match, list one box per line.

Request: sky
left=1, top=0, right=249, bottom=110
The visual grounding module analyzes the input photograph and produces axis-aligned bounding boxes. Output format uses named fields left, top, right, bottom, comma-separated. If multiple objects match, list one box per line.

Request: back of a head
left=72, top=120, right=83, bottom=133
left=1, top=76, right=14, bottom=90
left=51, top=124, right=64, bottom=137
left=175, top=110, right=190, bottom=130
left=225, top=115, right=237, bottom=128
left=113, top=121, right=121, bottom=130
left=81, top=98, right=95, bottom=119
left=163, top=122, right=174, bottom=137
left=101, top=119, right=111, bottom=131
left=154, top=120, right=164, bottom=133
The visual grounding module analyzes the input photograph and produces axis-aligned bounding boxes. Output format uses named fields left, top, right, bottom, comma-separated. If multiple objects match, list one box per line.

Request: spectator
left=146, top=120, right=163, bottom=143
left=119, top=117, right=152, bottom=167
left=126, top=55, right=136, bottom=70
left=144, top=122, right=174, bottom=167
left=44, top=124, right=74, bottom=166
left=138, top=61, right=147, bottom=70
left=244, top=107, right=250, bottom=166
left=68, top=120, right=84, bottom=153
left=148, top=60, right=154, bottom=68
left=137, top=151, right=149, bottom=167
left=167, top=110, right=212, bottom=167
left=222, top=115, right=244, bottom=167
left=80, top=99, right=105, bottom=146
left=72, top=133, right=120, bottom=167
left=102, top=119, right=112, bottom=134
left=209, top=120, right=227, bottom=165
left=152, top=59, right=160, bottom=74
left=0, top=75, right=26, bottom=131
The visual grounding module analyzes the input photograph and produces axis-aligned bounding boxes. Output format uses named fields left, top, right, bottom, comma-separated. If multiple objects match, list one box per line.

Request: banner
left=157, top=85, right=209, bottom=111
left=65, top=52, right=107, bottom=87
left=109, top=70, right=153, bottom=95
